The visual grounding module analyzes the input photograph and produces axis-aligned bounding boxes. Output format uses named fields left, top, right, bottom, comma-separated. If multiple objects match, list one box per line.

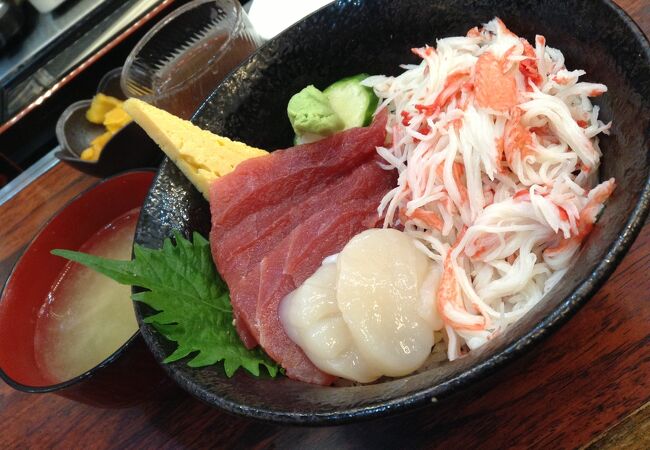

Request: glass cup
left=121, top=0, right=263, bottom=119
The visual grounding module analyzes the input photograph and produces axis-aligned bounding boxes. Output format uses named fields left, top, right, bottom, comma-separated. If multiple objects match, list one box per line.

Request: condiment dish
left=55, top=69, right=162, bottom=178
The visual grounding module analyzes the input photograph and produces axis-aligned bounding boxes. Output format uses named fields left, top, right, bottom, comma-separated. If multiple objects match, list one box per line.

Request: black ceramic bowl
left=133, top=0, right=650, bottom=424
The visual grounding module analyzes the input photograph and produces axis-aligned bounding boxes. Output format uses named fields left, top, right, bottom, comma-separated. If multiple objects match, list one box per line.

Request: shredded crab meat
left=367, top=18, right=615, bottom=360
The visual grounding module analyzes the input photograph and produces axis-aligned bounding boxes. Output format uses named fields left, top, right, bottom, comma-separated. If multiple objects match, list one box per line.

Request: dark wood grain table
left=1, top=1, right=648, bottom=448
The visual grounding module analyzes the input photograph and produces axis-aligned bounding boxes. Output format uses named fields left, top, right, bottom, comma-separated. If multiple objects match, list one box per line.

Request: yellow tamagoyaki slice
left=122, top=98, right=268, bottom=199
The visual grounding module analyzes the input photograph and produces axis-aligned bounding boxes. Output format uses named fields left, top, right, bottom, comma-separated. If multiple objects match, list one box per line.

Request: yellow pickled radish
left=80, top=147, right=95, bottom=161
left=85, top=93, right=123, bottom=124
left=103, top=106, right=132, bottom=133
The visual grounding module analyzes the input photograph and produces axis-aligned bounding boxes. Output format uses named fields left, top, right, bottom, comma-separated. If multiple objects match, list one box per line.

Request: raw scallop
left=337, top=229, right=434, bottom=377
left=280, top=229, right=436, bottom=382
left=280, top=263, right=382, bottom=383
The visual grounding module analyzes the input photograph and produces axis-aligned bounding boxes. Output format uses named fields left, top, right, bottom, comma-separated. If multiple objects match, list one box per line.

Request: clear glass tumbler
left=121, top=0, right=263, bottom=119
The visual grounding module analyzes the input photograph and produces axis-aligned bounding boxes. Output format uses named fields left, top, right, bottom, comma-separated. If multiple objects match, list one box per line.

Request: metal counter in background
left=0, top=0, right=164, bottom=123
left=0, top=0, right=178, bottom=187
left=0, top=146, right=58, bottom=206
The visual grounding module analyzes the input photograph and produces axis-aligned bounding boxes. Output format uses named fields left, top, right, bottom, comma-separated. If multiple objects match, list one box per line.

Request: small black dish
left=55, top=68, right=162, bottom=178
left=133, top=0, right=650, bottom=425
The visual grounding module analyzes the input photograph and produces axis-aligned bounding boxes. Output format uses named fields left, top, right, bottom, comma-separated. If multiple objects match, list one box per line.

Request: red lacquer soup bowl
left=0, top=170, right=168, bottom=407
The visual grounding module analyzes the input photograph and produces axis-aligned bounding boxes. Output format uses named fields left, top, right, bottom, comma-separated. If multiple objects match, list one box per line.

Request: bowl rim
left=97, top=67, right=127, bottom=100
left=55, top=99, right=94, bottom=159
left=54, top=122, right=138, bottom=168
left=0, top=169, right=155, bottom=393
left=134, top=0, right=650, bottom=425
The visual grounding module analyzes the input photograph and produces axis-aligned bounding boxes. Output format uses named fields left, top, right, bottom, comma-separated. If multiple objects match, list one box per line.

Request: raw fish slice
left=336, top=229, right=433, bottom=376
left=257, top=197, right=393, bottom=385
left=209, top=113, right=388, bottom=348
left=209, top=110, right=387, bottom=229
left=279, top=262, right=383, bottom=383
left=229, top=266, right=261, bottom=348
left=227, top=161, right=393, bottom=347
left=223, top=161, right=392, bottom=283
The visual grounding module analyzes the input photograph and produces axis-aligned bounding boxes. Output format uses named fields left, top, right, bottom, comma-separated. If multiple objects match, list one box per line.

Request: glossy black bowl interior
left=133, top=0, right=650, bottom=424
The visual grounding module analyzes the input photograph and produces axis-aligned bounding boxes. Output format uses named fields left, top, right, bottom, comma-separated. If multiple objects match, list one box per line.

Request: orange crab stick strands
left=503, top=107, right=534, bottom=170
left=433, top=163, right=469, bottom=205
left=474, top=51, right=519, bottom=112
left=400, top=208, right=445, bottom=231
left=435, top=228, right=488, bottom=332
left=544, top=178, right=616, bottom=256
left=519, top=38, right=543, bottom=89
left=436, top=252, right=486, bottom=331
left=414, top=70, right=471, bottom=118
left=365, top=17, right=615, bottom=362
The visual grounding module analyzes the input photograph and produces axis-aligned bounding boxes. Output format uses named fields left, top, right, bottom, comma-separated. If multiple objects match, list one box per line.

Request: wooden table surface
left=1, top=2, right=649, bottom=448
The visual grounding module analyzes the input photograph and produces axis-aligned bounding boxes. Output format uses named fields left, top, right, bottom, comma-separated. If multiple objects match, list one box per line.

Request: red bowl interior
left=0, top=170, right=154, bottom=387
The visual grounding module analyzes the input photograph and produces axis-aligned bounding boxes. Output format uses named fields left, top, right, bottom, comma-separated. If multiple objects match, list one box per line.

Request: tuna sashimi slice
left=223, top=160, right=395, bottom=347
left=209, top=113, right=388, bottom=348
left=256, top=194, right=393, bottom=385
left=220, top=159, right=392, bottom=318
left=209, top=110, right=387, bottom=251
left=228, top=265, right=261, bottom=347
left=227, top=161, right=392, bottom=346
left=219, top=161, right=391, bottom=286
